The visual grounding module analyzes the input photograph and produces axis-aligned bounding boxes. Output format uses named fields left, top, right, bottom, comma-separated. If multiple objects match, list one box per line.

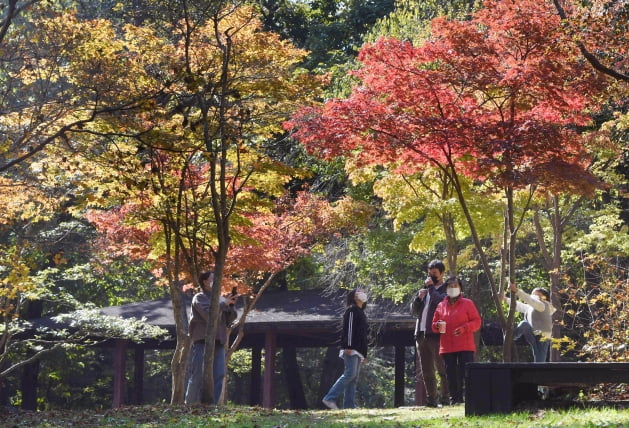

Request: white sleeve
left=517, top=289, right=546, bottom=312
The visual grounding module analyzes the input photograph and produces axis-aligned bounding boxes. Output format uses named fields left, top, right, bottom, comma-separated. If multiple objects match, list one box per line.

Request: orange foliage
left=87, top=189, right=373, bottom=294
left=287, top=0, right=609, bottom=197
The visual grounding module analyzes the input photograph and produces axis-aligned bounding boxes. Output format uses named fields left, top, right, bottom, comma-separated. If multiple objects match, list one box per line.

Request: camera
left=229, top=287, right=238, bottom=306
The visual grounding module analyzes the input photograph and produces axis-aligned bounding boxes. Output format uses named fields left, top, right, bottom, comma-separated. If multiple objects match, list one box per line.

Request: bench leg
left=465, top=367, right=514, bottom=415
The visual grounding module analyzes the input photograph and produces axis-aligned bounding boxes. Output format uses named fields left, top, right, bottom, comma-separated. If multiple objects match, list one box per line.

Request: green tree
left=257, top=0, right=396, bottom=69
left=365, top=0, right=480, bottom=45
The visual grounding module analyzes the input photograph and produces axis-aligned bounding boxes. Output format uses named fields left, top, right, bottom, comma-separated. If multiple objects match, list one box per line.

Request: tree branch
left=551, top=0, right=629, bottom=82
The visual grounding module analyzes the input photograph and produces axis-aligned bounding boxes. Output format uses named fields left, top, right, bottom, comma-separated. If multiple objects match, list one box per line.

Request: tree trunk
left=20, top=299, right=43, bottom=410
left=161, top=218, right=193, bottom=405
left=442, top=212, right=459, bottom=274
left=533, top=194, right=581, bottom=362
left=170, top=339, right=190, bottom=404
left=221, top=273, right=277, bottom=405
left=169, top=242, right=191, bottom=404
left=448, top=166, right=505, bottom=328
left=503, top=199, right=516, bottom=363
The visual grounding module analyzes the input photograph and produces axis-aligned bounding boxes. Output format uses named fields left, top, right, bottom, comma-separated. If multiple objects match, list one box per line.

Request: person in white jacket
left=504, top=282, right=556, bottom=362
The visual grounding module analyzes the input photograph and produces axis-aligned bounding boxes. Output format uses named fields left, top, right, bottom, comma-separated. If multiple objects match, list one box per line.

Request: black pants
left=442, top=351, right=474, bottom=404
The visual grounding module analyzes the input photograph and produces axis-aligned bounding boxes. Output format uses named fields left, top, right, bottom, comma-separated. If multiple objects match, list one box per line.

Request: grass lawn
left=2, top=404, right=629, bottom=427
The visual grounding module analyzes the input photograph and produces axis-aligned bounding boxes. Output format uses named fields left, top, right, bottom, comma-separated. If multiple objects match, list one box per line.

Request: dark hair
left=445, top=276, right=463, bottom=291
left=345, top=289, right=368, bottom=308
left=198, top=270, right=214, bottom=288
left=428, top=259, right=445, bottom=273
left=533, top=287, right=550, bottom=300
left=346, top=289, right=357, bottom=306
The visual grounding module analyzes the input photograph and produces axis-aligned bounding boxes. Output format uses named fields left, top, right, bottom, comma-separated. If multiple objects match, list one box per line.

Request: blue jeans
left=514, top=321, right=550, bottom=362
left=185, top=341, right=226, bottom=404
left=442, top=351, right=474, bottom=404
left=323, top=353, right=362, bottom=408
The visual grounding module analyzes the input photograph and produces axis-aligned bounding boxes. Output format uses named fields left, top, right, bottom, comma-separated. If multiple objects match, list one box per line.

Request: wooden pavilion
left=97, top=288, right=420, bottom=409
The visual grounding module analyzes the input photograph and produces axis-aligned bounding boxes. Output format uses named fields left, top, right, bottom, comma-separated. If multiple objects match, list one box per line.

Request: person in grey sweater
left=185, top=270, right=238, bottom=404
left=504, top=282, right=556, bottom=362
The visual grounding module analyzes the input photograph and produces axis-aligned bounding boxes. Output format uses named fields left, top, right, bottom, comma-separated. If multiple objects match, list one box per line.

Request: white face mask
left=447, top=288, right=461, bottom=298
left=355, top=291, right=368, bottom=303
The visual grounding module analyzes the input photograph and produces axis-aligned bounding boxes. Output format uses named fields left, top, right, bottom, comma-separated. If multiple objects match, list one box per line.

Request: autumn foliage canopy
left=286, top=0, right=607, bottom=196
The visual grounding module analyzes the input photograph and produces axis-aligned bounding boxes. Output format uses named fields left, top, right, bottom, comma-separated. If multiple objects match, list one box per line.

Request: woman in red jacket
left=432, top=276, right=481, bottom=405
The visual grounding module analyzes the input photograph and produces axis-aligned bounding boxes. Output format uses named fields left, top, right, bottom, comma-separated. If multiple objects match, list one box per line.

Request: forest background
left=0, top=0, right=627, bottom=412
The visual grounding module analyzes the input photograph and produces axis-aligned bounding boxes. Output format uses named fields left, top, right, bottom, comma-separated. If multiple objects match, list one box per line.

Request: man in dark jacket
left=411, top=259, right=449, bottom=407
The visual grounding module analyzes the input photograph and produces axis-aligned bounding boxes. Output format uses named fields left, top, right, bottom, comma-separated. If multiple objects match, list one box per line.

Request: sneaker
left=322, top=399, right=338, bottom=409
left=538, top=386, right=550, bottom=400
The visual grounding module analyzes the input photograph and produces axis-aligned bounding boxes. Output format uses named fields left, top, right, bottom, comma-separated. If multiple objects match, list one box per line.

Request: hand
left=453, top=327, right=464, bottom=336
left=508, top=282, right=518, bottom=293
left=227, top=294, right=238, bottom=305
left=418, top=289, right=428, bottom=299
left=424, top=277, right=434, bottom=287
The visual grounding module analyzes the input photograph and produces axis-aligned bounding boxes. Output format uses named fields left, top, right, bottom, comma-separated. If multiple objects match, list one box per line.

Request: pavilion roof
left=98, top=288, right=415, bottom=332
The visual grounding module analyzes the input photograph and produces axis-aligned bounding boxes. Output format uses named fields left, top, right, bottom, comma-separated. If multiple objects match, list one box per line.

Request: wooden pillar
left=394, top=345, right=405, bottom=407
left=414, top=345, right=426, bottom=406
left=20, top=357, right=39, bottom=410
left=283, top=345, right=307, bottom=409
left=262, top=331, right=277, bottom=409
left=133, top=347, right=144, bottom=405
left=113, top=339, right=127, bottom=408
left=250, top=346, right=262, bottom=406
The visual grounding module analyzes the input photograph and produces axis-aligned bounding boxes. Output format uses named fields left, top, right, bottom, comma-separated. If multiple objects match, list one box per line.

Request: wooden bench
left=465, top=362, right=629, bottom=415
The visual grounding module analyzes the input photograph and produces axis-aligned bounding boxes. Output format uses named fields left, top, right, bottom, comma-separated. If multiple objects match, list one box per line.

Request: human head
left=198, top=270, right=214, bottom=292
left=427, top=259, right=446, bottom=284
left=347, top=288, right=368, bottom=308
left=532, top=287, right=549, bottom=301
left=445, top=276, right=462, bottom=298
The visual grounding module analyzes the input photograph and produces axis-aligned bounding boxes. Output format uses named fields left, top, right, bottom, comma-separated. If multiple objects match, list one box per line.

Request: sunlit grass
left=2, top=404, right=629, bottom=427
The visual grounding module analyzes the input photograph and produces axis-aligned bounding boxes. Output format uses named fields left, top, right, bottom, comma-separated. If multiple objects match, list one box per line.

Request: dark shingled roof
left=95, top=288, right=416, bottom=348
left=98, top=288, right=415, bottom=331
left=99, top=296, right=178, bottom=330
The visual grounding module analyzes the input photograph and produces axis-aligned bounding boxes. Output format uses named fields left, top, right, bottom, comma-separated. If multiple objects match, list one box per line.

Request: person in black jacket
left=322, top=289, right=369, bottom=409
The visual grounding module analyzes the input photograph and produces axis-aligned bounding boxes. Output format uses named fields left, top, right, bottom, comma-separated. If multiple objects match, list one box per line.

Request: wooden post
left=20, top=358, right=39, bottom=410
left=250, top=346, right=262, bottom=405
left=414, top=345, right=426, bottom=405
left=113, top=339, right=127, bottom=408
left=394, top=345, right=405, bottom=407
left=262, top=331, right=276, bottom=409
left=133, top=347, right=144, bottom=405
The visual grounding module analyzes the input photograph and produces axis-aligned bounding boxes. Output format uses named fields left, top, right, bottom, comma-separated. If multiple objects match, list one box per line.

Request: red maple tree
left=287, top=0, right=608, bottom=360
